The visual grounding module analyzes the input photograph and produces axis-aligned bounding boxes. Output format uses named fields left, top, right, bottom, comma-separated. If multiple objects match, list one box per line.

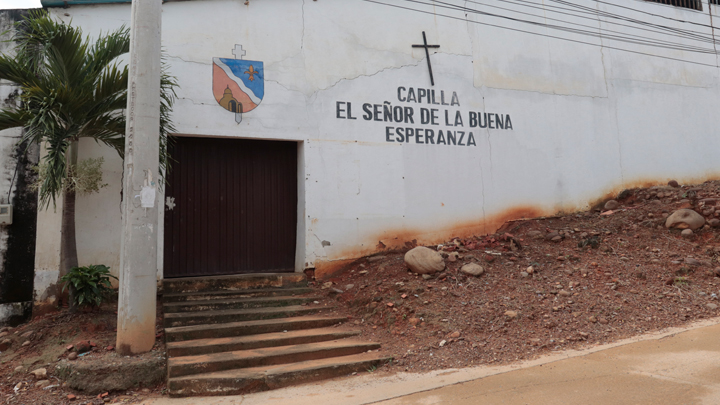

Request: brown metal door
left=163, top=137, right=297, bottom=278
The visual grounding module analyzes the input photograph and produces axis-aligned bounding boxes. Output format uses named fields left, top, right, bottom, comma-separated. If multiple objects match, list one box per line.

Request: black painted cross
left=412, top=31, right=440, bottom=86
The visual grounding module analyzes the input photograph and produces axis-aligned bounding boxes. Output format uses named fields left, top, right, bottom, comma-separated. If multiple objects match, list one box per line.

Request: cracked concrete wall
left=47, top=0, right=720, bottom=280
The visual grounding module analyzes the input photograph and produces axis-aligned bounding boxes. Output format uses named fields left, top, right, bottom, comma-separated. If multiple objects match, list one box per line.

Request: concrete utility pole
left=116, top=0, right=162, bottom=355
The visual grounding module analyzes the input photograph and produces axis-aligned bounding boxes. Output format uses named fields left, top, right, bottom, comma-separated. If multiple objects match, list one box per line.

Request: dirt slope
left=318, top=180, right=720, bottom=373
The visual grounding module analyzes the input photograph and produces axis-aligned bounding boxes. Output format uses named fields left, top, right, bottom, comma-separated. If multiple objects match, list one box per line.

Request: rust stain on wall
left=314, top=258, right=359, bottom=281
left=313, top=174, right=720, bottom=280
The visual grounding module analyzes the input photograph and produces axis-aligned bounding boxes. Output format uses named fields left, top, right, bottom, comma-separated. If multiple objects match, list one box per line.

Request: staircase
left=162, top=273, right=390, bottom=397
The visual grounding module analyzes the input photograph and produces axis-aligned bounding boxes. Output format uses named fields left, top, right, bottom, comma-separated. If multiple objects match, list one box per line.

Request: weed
left=61, top=264, right=117, bottom=308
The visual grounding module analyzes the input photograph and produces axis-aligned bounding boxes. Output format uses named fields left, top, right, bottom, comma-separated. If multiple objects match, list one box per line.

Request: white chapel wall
left=46, top=0, right=720, bottom=281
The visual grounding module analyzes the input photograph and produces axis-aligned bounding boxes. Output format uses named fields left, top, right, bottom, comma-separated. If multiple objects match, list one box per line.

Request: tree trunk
left=59, top=141, right=79, bottom=310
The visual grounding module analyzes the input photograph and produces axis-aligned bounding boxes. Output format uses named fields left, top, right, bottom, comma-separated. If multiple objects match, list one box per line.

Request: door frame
left=157, top=134, right=306, bottom=279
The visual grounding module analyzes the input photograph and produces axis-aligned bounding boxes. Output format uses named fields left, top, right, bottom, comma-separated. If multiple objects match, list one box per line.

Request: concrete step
left=163, top=305, right=328, bottom=328
left=165, top=315, right=349, bottom=342
left=163, top=287, right=313, bottom=303
left=167, top=327, right=361, bottom=357
left=168, top=339, right=382, bottom=378
left=163, top=273, right=307, bottom=295
left=168, top=352, right=391, bottom=397
left=163, top=295, right=322, bottom=313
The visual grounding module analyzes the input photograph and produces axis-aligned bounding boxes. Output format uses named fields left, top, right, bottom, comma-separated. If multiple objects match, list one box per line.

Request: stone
left=665, top=209, right=705, bottom=230
left=30, top=368, right=47, bottom=379
left=439, top=340, right=446, bottom=347
left=707, top=303, right=718, bottom=310
left=35, top=380, right=51, bottom=388
left=74, top=340, right=92, bottom=354
left=67, top=394, right=76, bottom=400
left=344, top=284, right=354, bottom=290
left=14, top=366, right=23, bottom=372
left=685, top=258, right=702, bottom=266
left=504, top=310, right=518, bottom=318
left=604, top=200, right=619, bottom=210
left=558, top=289, right=572, bottom=297
left=0, top=331, right=8, bottom=338
left=681, top=229, right=694, bottom=238
left=545, top=232, right=561, bottom=241
left=0, top=339, right=11, bottom=351
left=20, top=330, right=33, bottom=338
left=710, top=219, right=720, bottom=227
left=449, top=331, right=461, bottom=338
left=22, top=340, right=30, bottom=347
left=68, top=352, right=78, bottom=360
left=329, top=288, right=344, bottom=294
left=421, top=274, right=432, bottom=280
left=460, top=263, right=484, bottom=277
left=668, top=180, right=679, bottom=188
left=404, top=247, right=445, bottom=274
left=447, top=252, right=459, bottom=262
left=520, top=272, right=529, bottom=278
left=408, top=317, right=420, bottom=326
left=551, top=236, right=563, bottom=242
left=527, top=230, right=543, bottom=238
left=526, top=266, right=534, bottom=274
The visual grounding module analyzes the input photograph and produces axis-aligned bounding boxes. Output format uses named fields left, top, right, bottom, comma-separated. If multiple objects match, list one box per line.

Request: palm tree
left=0, top=11, right=177, bottom=297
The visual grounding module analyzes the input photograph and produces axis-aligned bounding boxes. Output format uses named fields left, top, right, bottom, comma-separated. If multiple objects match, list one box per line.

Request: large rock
left=404, top=247, right=445, bottom=274
left=665, top=209, right=705, bottom=230
left=604, top=200, right=619, bottom=210
left=460, top=263, right=484, bottom=277
left=30, top=368, right=47, bottom=379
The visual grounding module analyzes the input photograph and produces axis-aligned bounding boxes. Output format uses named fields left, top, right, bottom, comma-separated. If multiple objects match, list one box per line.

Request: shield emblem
left=212, top=57, right=264, bottom=123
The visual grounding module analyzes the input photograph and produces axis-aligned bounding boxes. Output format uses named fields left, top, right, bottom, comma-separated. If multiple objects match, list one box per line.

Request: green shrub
left=61, top=265, right=117, bottom=308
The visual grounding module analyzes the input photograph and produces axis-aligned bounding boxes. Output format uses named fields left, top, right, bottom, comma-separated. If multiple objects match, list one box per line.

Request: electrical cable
left=565, top=0, right=715, bottom=29
left=363, top=0, right=720, bottom=67
left=423, top=0, right=719, bottom=52
left=544, top=0, right=715, bottom=39
left=475, top=0, right=718, bottom=43
left=403, top=0, right=719, bottom=54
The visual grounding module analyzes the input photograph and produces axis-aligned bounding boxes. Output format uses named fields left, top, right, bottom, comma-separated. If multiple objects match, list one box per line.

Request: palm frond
left=0, top=12, right=179, bottom=204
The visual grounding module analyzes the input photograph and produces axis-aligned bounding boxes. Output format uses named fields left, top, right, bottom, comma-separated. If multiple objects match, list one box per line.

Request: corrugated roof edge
left=41, top=0, right=190, bottom=6
left=41, top=0, right=131, bottom=6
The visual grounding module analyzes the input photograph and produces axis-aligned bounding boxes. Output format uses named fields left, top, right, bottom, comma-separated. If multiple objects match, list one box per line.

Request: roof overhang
left=41, top=0, right=131, bottom=6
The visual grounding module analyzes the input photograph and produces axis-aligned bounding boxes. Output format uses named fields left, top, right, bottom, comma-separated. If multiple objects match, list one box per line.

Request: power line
left=544, top=0, right=716, bottom=40
left=565, top=0, right=716, bottom=29
left=363, top=0, right=719, bottom=67
left=476, top=0, right=718, bottom=44
left=423, top=0, right=718, bottom=53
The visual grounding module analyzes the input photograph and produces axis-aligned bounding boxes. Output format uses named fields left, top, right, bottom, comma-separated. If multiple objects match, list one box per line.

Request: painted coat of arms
left=212, top=45, right=264, bottom=123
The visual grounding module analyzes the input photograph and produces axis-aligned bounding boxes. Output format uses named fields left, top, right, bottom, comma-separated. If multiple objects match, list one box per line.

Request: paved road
left=143, top=319, right=720, bottom=405
left=378, top=322, right=720, bottom=405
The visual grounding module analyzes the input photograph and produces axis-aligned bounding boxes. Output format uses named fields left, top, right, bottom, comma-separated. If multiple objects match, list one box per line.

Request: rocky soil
left=317, top=180, right=720, bottom=374
left=0, top=304, right=166, bottom=404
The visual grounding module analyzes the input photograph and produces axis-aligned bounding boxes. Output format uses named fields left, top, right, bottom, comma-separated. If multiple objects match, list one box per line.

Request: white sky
left=1, top=0, right=43, bottom=10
